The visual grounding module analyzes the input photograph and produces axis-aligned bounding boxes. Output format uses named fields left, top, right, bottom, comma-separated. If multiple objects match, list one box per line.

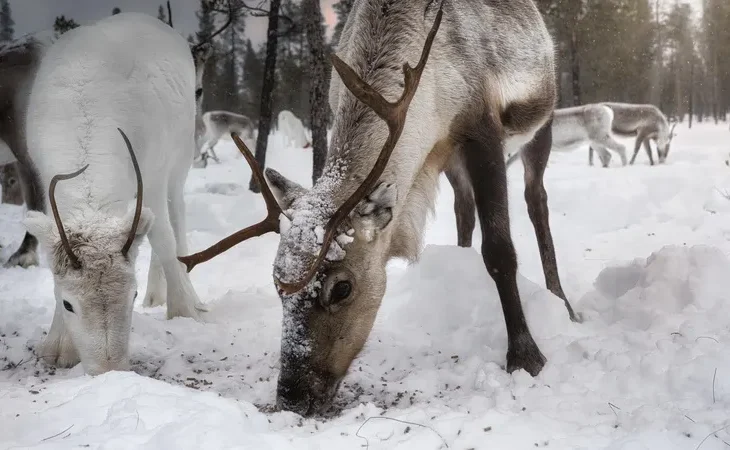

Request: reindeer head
left=24, top=129, right=153, bottom=375
left=0, top=163, right=23, bottom=206
left=657, top=120, right=678, bottom=164
left=178, top=7, right=444, bottom=416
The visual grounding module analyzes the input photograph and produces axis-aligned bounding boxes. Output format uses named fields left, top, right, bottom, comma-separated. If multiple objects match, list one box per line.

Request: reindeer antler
left=177, top=132, right=284, bottom=272
left=118, top=128, right=144, bottom=257
left=275, top=7, right=444, bottom=294
left=49, top=165, right=89, bottom=270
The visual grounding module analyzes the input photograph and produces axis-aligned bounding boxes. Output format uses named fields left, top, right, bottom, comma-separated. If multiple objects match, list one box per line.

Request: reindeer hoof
left=506, top=332, right=546, bottom=377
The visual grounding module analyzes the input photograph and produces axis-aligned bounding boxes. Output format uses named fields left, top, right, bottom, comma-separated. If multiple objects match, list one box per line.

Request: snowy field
left=2, top=123, right=730, bottom=449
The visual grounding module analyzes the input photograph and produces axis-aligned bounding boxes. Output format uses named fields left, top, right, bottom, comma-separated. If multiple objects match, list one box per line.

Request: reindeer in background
left=589, top=102, right=677, bottom=166
left=0, top=32, right=56, bottom=267
left=0, top=163, right=23, bottom=206
left=193, top=110, right=256, bottom=168
left=179, top=0, right=578, bottom=416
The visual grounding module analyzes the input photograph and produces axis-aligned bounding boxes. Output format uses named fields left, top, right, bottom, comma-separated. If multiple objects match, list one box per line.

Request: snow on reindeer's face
left=266, top=168, right=395, bottom=417
left=25, top=207, right=154, bottom=375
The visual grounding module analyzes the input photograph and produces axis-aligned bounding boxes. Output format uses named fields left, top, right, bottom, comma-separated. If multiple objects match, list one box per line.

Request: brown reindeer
left=179, top=0, right=577, bottom=416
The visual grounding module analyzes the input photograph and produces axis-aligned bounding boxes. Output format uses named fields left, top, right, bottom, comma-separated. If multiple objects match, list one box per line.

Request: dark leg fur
left=444, top=153, right=475, bottom=248
left=457, top=115, right=546, bottom=376
left=520, top=120, right=579, bottom=322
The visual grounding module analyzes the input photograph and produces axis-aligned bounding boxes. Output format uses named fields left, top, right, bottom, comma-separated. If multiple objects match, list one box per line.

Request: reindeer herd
left=0, top=1, right=684, bottom=417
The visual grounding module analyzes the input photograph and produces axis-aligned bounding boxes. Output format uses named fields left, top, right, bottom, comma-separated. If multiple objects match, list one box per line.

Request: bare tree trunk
left=570, top=30, right=581, bottom=106
left=302, top=0, right=328, bottom=184
left=688, top=61, right=694, bottom=128
left=650, top=0, right=662, bottom=106
left=249, top=0, right=281, bottom=193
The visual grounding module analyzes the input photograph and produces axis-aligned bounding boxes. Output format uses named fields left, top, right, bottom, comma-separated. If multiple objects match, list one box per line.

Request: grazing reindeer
left=277, top=110, right=312, bottom=149
left=194, top=110, right=256, bottom=168
left=1, top=163, right=24, bottom=206
left=22, top=12, right=203, bottom=374
left=588, top=102, right=677, bottom=166
left=179, top=0, right=578, bottom=416
left=0, top=32, right=56, bottom=267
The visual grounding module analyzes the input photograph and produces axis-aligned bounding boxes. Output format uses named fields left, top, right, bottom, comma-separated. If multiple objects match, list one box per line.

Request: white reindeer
left=276, top=110, right=311, bottom=149
left=503, top=103, right=626, bottom=168
left=193, top=110, right=256, bottom=168
left=590, top=102, right=677, bottom=166
left=23, top=12, right=203, bottom=375
left=179, top=0, right=578, bottom=416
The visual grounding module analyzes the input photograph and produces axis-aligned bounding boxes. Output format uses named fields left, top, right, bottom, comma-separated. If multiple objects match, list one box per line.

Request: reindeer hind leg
left=521, top=119, right=580, bottom=322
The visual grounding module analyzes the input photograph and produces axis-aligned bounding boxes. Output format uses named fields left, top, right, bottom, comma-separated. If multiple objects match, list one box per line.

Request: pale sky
left=7, top=0, right=703, bottom=47
left=7, top=0, right=338, bottom=46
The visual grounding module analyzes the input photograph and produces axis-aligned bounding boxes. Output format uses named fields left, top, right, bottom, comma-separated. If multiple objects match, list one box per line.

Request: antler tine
left=118, top=128, right=143, bottom=257
left=49, top=164, right=89, bottom=269
left=275, top=7, right=444, bottom=295
left=177, top=132, right=283, bottom=272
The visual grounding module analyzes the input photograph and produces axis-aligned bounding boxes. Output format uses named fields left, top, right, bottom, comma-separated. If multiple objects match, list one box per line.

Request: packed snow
left=2, top=123, right=730, bottom=449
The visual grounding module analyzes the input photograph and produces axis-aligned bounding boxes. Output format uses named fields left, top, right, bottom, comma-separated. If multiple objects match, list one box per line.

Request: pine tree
left=216, top=12, right=246, bottom=111
left=53, top=15, right=80, bottom=37
left=242, top=39, right=263, bottom=118
left=157, top=5, right=168, bottom=23
left=0, top=0, right=14, bottom=41
left=331, top=0, right=353, bottom=48
left=195, top=0, right=220, bottom=112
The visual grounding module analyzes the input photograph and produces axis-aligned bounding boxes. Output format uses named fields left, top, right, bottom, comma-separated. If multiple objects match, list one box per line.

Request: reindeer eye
left=195, top=88, right=203, bottom=99
left=330, top=281, right=352, bottom=303
left=63, top=300, right=74, bottom=313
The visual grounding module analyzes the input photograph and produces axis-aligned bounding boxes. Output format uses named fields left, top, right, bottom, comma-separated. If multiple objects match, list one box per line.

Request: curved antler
left=49, top=165, right=89, bottom=269
left=275, top=6, right=444, bottom=294
left=117, top=128, right=143, bottom=257
left=177, top=132, right=284, bottom=272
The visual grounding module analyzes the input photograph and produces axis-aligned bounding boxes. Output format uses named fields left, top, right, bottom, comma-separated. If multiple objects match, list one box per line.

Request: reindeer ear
left=351, top=182, right=397, bottom=242
left=23, top=211, right=55, bottom=246
left=264, top=168, right=307, bottom=210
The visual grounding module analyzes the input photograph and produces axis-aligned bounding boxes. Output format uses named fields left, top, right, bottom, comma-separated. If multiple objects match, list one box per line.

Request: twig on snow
left=713, top=368, right=718, bottom=404
left=695, top=423, right=730, bottom=450
left=40, top=424, right=74, bottom=442
left=355, top=416, right=449, bottom=449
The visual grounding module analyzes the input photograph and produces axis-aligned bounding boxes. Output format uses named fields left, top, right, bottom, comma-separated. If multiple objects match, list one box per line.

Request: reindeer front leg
left=460, top=120, right=546, bottom=376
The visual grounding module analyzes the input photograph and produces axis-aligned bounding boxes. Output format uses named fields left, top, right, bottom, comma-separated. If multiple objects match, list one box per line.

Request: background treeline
left=1, top=0, right=728, bottom=127
left=536, top=0, right=730, bottom=125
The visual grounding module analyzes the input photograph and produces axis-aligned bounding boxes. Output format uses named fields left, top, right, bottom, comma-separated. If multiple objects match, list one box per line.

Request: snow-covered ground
left=2, top=124, right=730, bottom=449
